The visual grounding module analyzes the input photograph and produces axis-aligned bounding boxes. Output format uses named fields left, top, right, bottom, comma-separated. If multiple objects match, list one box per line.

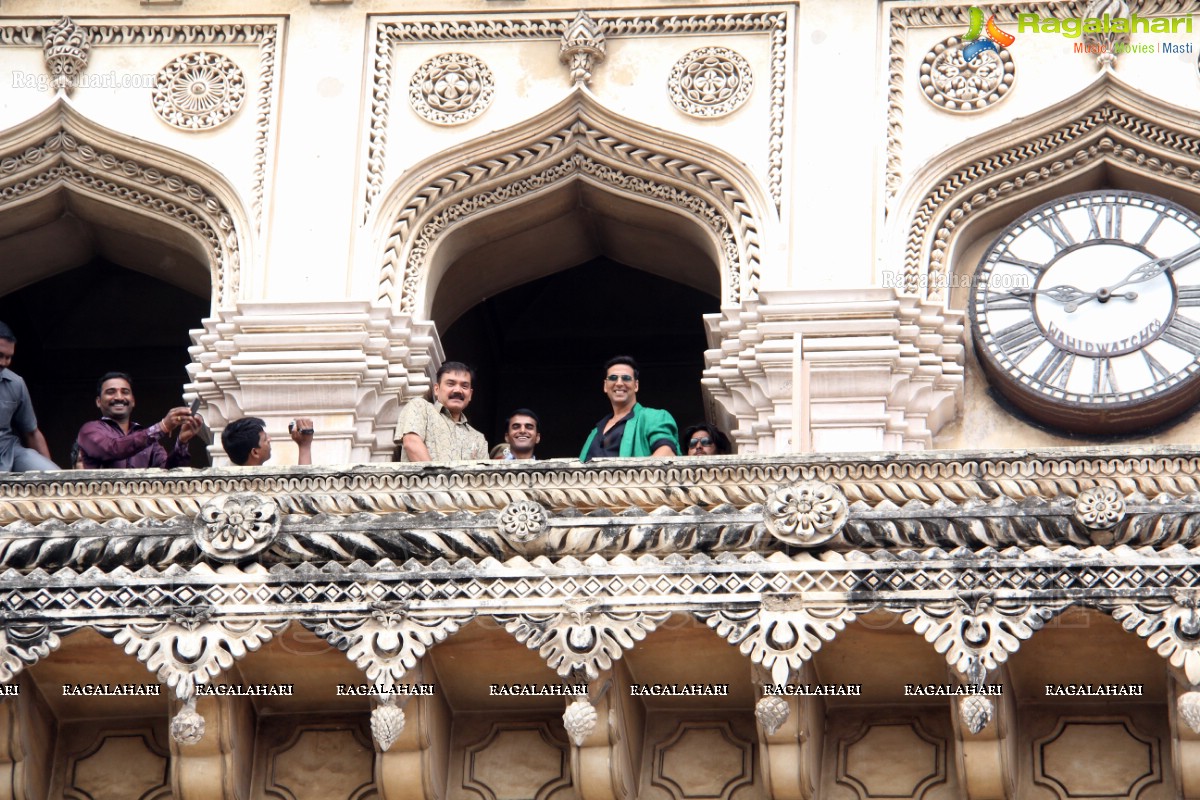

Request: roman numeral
left=1178, top=286, right=1200, bottom=307
left=1160, top=315, right=1200, bottom=353
left=987, top=293, right=1033, bottom=312
left=1142, top=349, right=1172, bottom=383
left=1092, top=357, right=1119, bottom=395
left=1138, top=213, right=1165, bottom=247
left=1031, top=348, right=1075, bottom=389
left=997, top=255, right=1047, bottom=275
left=992, top=319, right=1043, bottom=362
left=1086, top=202, right=1121, bottom=240
left=1033, top=212, right=1075, bottom=252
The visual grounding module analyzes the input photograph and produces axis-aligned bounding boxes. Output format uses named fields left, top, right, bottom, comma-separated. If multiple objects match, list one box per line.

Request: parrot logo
left=962, top=7, right=1016, bottom=61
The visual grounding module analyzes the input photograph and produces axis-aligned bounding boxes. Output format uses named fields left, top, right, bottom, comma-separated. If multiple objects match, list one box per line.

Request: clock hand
left=1009, top=284, right=1092, bottom=303
left=1096, top=242, right=1200, bottom=297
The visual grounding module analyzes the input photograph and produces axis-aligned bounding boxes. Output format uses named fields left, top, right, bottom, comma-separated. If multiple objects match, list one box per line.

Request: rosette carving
left=408, top=53, right=494, bottom=125
left=1074, top=486, right=1126, bottom=529
left=42, top=17, right=90, bottom=94
left=196, top=494, right=280, bottom=560
left=498, top=500, right=548, bottom=544
left=152, top=51, right=246, bottom=130
left=764, top=481, right=848, bottom=546
left=669, top=47, right=753, bottom=117
left=920, top=36, right=1014, bottom=112
left=499, top=605, right=670, bottom=680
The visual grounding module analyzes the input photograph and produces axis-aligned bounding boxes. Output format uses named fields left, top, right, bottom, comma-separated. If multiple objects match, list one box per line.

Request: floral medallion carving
left=152, top=51, right=246, bottom=130
left=764, top=481, right=848, bottom=546
left=920, top=36, right=1014, bottom=112
left=1074, top=486, right=1126, bottom=529
left=43, top=17, right=90, bottom=94
left=408, top=53, right=494, bottom=125
left=669, top=47, right=753, bottom=117
left=196, top=494, right=281, bottom=560
left=498, top=500, right=548, bottom=543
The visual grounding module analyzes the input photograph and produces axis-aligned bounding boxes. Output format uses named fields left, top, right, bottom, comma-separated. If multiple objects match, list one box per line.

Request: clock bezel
left=968, top=189, right=1200, bottom=434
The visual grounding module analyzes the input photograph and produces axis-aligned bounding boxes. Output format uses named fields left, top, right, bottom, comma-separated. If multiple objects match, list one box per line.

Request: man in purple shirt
left=76, top=372, right=201, bottom=469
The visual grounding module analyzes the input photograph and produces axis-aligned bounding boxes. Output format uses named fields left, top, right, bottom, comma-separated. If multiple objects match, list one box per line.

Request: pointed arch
left=893, top=73, right=1200, bottom=302
left=372, top=88, right=773, bottom=315
left=0, top=98, right=250, bottom=309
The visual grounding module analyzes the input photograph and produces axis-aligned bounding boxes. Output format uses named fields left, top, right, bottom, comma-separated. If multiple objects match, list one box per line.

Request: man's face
left=96, top=378, right=136, bottom=423
left=0, top=338, right=13, bottom=376
left=603, top=363, right=638, bottom=406
left=252, top=429, right=272, bottom=464
left=433, top=370, right=473, bottom=416
left=687, top=430, right=718, bottom=456
left=505, top=414, right=540, bottom=456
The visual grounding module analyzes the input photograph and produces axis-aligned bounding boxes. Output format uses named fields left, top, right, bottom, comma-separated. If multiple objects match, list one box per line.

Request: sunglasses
left=606, top=374, right=635, bottom=383
left=688, top=437, right=714, bottom=448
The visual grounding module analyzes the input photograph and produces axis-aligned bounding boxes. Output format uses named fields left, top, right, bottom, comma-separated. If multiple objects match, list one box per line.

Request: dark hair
left=604, top=355, right=639, bottom=380
left=682, top=423, right=732, bottom=455
left=222, top=417, right=266, bottom=466
left=436, top=361, right=476, bottom=383
left=69, top=441, right=82, bottom=469
left=0, top=321, right=14, bottom=344
left=96, top=371, right=133, bottom=397
left=506, top=408, right=540, bottom=430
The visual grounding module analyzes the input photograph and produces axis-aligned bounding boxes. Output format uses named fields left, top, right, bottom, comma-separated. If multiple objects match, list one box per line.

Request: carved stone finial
left=755, top=695, right=790, bottom=735
left=764, top=481, right=848, bottom=546
left=563, top=697, right=598, bottom=746
left=1179, top=690, right=1200, bottom=734
left=1083, top=0, right=1130, bottom=69
left=371, top=700, right=406, bottom=751
left=171, top=698, right=206, bottom=745
left=42, top=17, right=91, bottom=94
left=559, top=11, right=606, bottom=86
left=196, top=494, right=281, bottom=560
left=1074, top=486, right=1126, bottom=530
left=959, top=695, right=994, bottom=735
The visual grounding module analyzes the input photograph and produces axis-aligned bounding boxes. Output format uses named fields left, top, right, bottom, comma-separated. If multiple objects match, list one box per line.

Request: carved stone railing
left=1, top=447, right=1198, bottom=755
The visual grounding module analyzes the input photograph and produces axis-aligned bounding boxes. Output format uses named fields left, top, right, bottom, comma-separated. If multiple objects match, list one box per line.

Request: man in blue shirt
left=0, top=322, right=56, bottom=471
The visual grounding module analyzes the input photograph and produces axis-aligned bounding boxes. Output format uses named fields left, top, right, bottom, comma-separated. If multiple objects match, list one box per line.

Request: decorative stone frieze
left=408, top=52, right=494, bottom=125
left=919, top=36, right=1013, bottom=113
left=152, top=51, right=246, bottom=130
left=559, top=11, right=605, bottom=86
left=42, top=17, right=90, bottom=94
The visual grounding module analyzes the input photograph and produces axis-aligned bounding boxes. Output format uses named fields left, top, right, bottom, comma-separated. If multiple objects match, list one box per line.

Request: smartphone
left=189, top=397, right=201, bottom=416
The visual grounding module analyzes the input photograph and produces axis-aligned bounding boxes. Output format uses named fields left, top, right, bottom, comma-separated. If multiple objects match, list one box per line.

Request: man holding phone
left=76, top=372, right=201, bottom=469
left=221, top=417, right=314, bottom=466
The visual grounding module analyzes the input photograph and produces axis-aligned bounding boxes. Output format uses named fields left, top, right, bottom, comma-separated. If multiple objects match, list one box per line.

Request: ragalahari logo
left=962, top=7, right=1017, bottom=61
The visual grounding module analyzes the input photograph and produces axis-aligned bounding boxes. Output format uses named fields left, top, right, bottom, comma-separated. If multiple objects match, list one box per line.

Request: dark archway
left=440, top=258, right=719, bottom=458
left=0, top=258, right=209, bottom=467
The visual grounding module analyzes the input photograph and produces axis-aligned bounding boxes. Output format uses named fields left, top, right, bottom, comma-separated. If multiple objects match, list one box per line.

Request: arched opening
left=0, top=191, right=211, bottom=467
left=428, top=179, right=722, bottom=458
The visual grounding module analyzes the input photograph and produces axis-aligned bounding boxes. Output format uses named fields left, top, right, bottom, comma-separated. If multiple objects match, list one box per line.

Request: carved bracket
left=499, top=605, right=670, bottom=680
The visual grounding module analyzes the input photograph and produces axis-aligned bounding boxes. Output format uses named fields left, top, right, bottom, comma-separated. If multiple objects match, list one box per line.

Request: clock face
left=970, top=190, right=1200, bottom=433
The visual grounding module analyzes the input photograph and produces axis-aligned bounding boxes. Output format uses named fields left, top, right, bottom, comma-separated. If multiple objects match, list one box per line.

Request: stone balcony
left=0, top=448, right=1197, bottom=798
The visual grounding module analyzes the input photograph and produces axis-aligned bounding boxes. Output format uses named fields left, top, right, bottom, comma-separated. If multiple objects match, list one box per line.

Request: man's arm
left=291, top=418, right=314, bottom=465
left=645, top=408, right=679, bottom=458
left=401, top=432, right=432, bottom=462
left=77, top=409, right=190, bottom=463
left=19, top=428, right=51, bottom=460
left=395, top=398, right=432, bottom=462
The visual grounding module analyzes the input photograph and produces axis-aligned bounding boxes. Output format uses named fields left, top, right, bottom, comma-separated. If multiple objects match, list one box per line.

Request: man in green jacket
left=580, top=356, right=678, bottom=461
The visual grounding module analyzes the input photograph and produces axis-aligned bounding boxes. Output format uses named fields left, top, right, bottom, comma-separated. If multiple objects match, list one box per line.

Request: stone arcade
left=3, top=1, right=1200, bottom=798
